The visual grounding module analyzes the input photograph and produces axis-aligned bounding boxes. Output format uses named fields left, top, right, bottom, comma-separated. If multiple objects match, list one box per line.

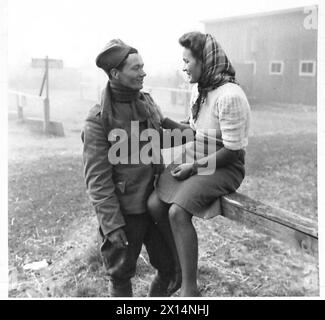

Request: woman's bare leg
left=147, top=191, right=181, bottom=294
left=168, top=203, right=200, bottom=297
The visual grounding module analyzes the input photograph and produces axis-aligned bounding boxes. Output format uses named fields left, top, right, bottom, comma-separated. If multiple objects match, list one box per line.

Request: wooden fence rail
left=201, top=192, right=318, bottom=257
left=8, top=90, right=64, bottom=136
left=8, top=90, right=45, bottom=122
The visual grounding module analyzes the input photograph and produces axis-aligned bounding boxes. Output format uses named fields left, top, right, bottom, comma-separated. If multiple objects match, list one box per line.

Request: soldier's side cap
left=95, top=39, right=136, bottom=72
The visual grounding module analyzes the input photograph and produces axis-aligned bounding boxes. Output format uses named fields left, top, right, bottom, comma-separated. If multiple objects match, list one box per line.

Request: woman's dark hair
left=178, top=32, right=206, bottom=61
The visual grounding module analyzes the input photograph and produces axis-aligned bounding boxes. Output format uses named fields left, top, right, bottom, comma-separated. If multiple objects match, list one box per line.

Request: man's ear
left=110, top=68, right=119, bottom=80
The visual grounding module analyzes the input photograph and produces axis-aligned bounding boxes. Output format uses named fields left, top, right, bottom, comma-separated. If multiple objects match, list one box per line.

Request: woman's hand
left=171, top=163, right=196, bottom=181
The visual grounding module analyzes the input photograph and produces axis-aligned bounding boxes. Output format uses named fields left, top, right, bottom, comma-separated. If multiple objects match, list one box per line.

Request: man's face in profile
left=116, top=53, right=146, bottom=90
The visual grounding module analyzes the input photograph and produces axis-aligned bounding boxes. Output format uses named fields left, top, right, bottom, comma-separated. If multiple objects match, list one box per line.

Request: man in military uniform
left=82, top=39, right=178, bottom=297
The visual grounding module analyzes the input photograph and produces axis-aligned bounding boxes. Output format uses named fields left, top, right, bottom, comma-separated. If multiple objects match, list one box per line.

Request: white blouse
left=189, top=82, right=251, bottom=151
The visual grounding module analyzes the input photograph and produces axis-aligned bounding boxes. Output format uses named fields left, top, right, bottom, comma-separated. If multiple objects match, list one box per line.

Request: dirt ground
left=8, top=92, right=318, bottom=297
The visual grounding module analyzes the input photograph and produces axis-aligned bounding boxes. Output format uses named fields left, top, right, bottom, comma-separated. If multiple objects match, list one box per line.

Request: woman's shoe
left=180, top=287, right=202, bottom=297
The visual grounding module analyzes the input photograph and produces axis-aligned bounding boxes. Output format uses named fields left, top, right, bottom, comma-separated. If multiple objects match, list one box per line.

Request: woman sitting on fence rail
left=148, top=31, right=251, bottom=296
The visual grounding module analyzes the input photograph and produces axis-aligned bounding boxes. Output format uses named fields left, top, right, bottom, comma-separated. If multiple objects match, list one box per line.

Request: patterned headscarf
left=192, top=34, right=238, bottom=122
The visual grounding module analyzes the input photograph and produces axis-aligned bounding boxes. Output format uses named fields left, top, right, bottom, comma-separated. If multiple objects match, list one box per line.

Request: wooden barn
left=202, top=6, right=317, bottom=105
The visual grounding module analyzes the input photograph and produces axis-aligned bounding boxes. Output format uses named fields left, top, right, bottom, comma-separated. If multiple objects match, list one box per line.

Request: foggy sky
left=7, top=0, right=319, bottom=75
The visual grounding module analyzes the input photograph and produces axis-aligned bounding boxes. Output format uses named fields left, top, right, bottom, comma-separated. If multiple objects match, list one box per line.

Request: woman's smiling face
left=182, top=48, right=202, bottom=83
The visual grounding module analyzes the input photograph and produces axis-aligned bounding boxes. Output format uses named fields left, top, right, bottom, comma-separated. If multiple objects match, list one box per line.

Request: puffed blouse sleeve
left=215, top=93, right=250, bottom=151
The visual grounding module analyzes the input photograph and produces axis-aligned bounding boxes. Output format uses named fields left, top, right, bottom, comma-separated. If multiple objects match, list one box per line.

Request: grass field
left=8, top=89, right=318, bottom=297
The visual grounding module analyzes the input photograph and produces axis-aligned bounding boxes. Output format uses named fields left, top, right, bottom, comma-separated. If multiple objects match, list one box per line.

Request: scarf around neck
left=192, top=34, right=238, bottom=122
left=110, top=81, right=140, bottom=102
left=100, top=81, right=161, bottom=135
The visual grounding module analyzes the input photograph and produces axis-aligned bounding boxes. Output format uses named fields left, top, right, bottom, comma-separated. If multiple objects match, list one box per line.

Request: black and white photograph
left=1, top=0, right=324, bottom=300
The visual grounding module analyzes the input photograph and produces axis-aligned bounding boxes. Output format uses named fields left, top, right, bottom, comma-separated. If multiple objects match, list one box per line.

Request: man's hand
left=106, top=228, right=128, bottom=249
left=171, top=163, right=196, bottom=181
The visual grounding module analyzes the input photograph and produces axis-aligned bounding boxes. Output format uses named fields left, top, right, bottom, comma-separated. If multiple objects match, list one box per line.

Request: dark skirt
left=156, top=150, right=245, bottom=218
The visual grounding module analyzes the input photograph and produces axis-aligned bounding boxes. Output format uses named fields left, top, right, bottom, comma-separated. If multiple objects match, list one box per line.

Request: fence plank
left=8, top=90, right=64, bottom=136
left=220, top=192, right=318, bottom=257
left=8, top=90, right=45, bottom=102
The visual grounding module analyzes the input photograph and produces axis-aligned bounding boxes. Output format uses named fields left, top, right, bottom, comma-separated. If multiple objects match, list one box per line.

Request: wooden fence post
left=171, top=90, right=177, bottom=105
left=16, top=94, right=24, bottom=121
left=185, top=91, right=191, bottom=117
left=43, top=98, right=50, bottom=134
left=43, top=56, right=50, bottom=134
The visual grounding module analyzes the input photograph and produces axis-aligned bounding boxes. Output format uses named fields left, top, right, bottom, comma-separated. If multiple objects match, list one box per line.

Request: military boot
left=148, top=272, right=171, bottom=297
left=109, top=278, right=132, bottom=297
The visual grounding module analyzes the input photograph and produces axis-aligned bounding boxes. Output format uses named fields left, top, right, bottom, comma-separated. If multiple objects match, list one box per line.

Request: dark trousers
left=99, top=213, right=174, bottom=285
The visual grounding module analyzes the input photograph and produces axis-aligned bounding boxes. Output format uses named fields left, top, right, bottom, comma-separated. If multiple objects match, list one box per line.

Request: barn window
left=269, top=61, right=284, bottom=75
left=299, top=61, right=316, bottom=76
